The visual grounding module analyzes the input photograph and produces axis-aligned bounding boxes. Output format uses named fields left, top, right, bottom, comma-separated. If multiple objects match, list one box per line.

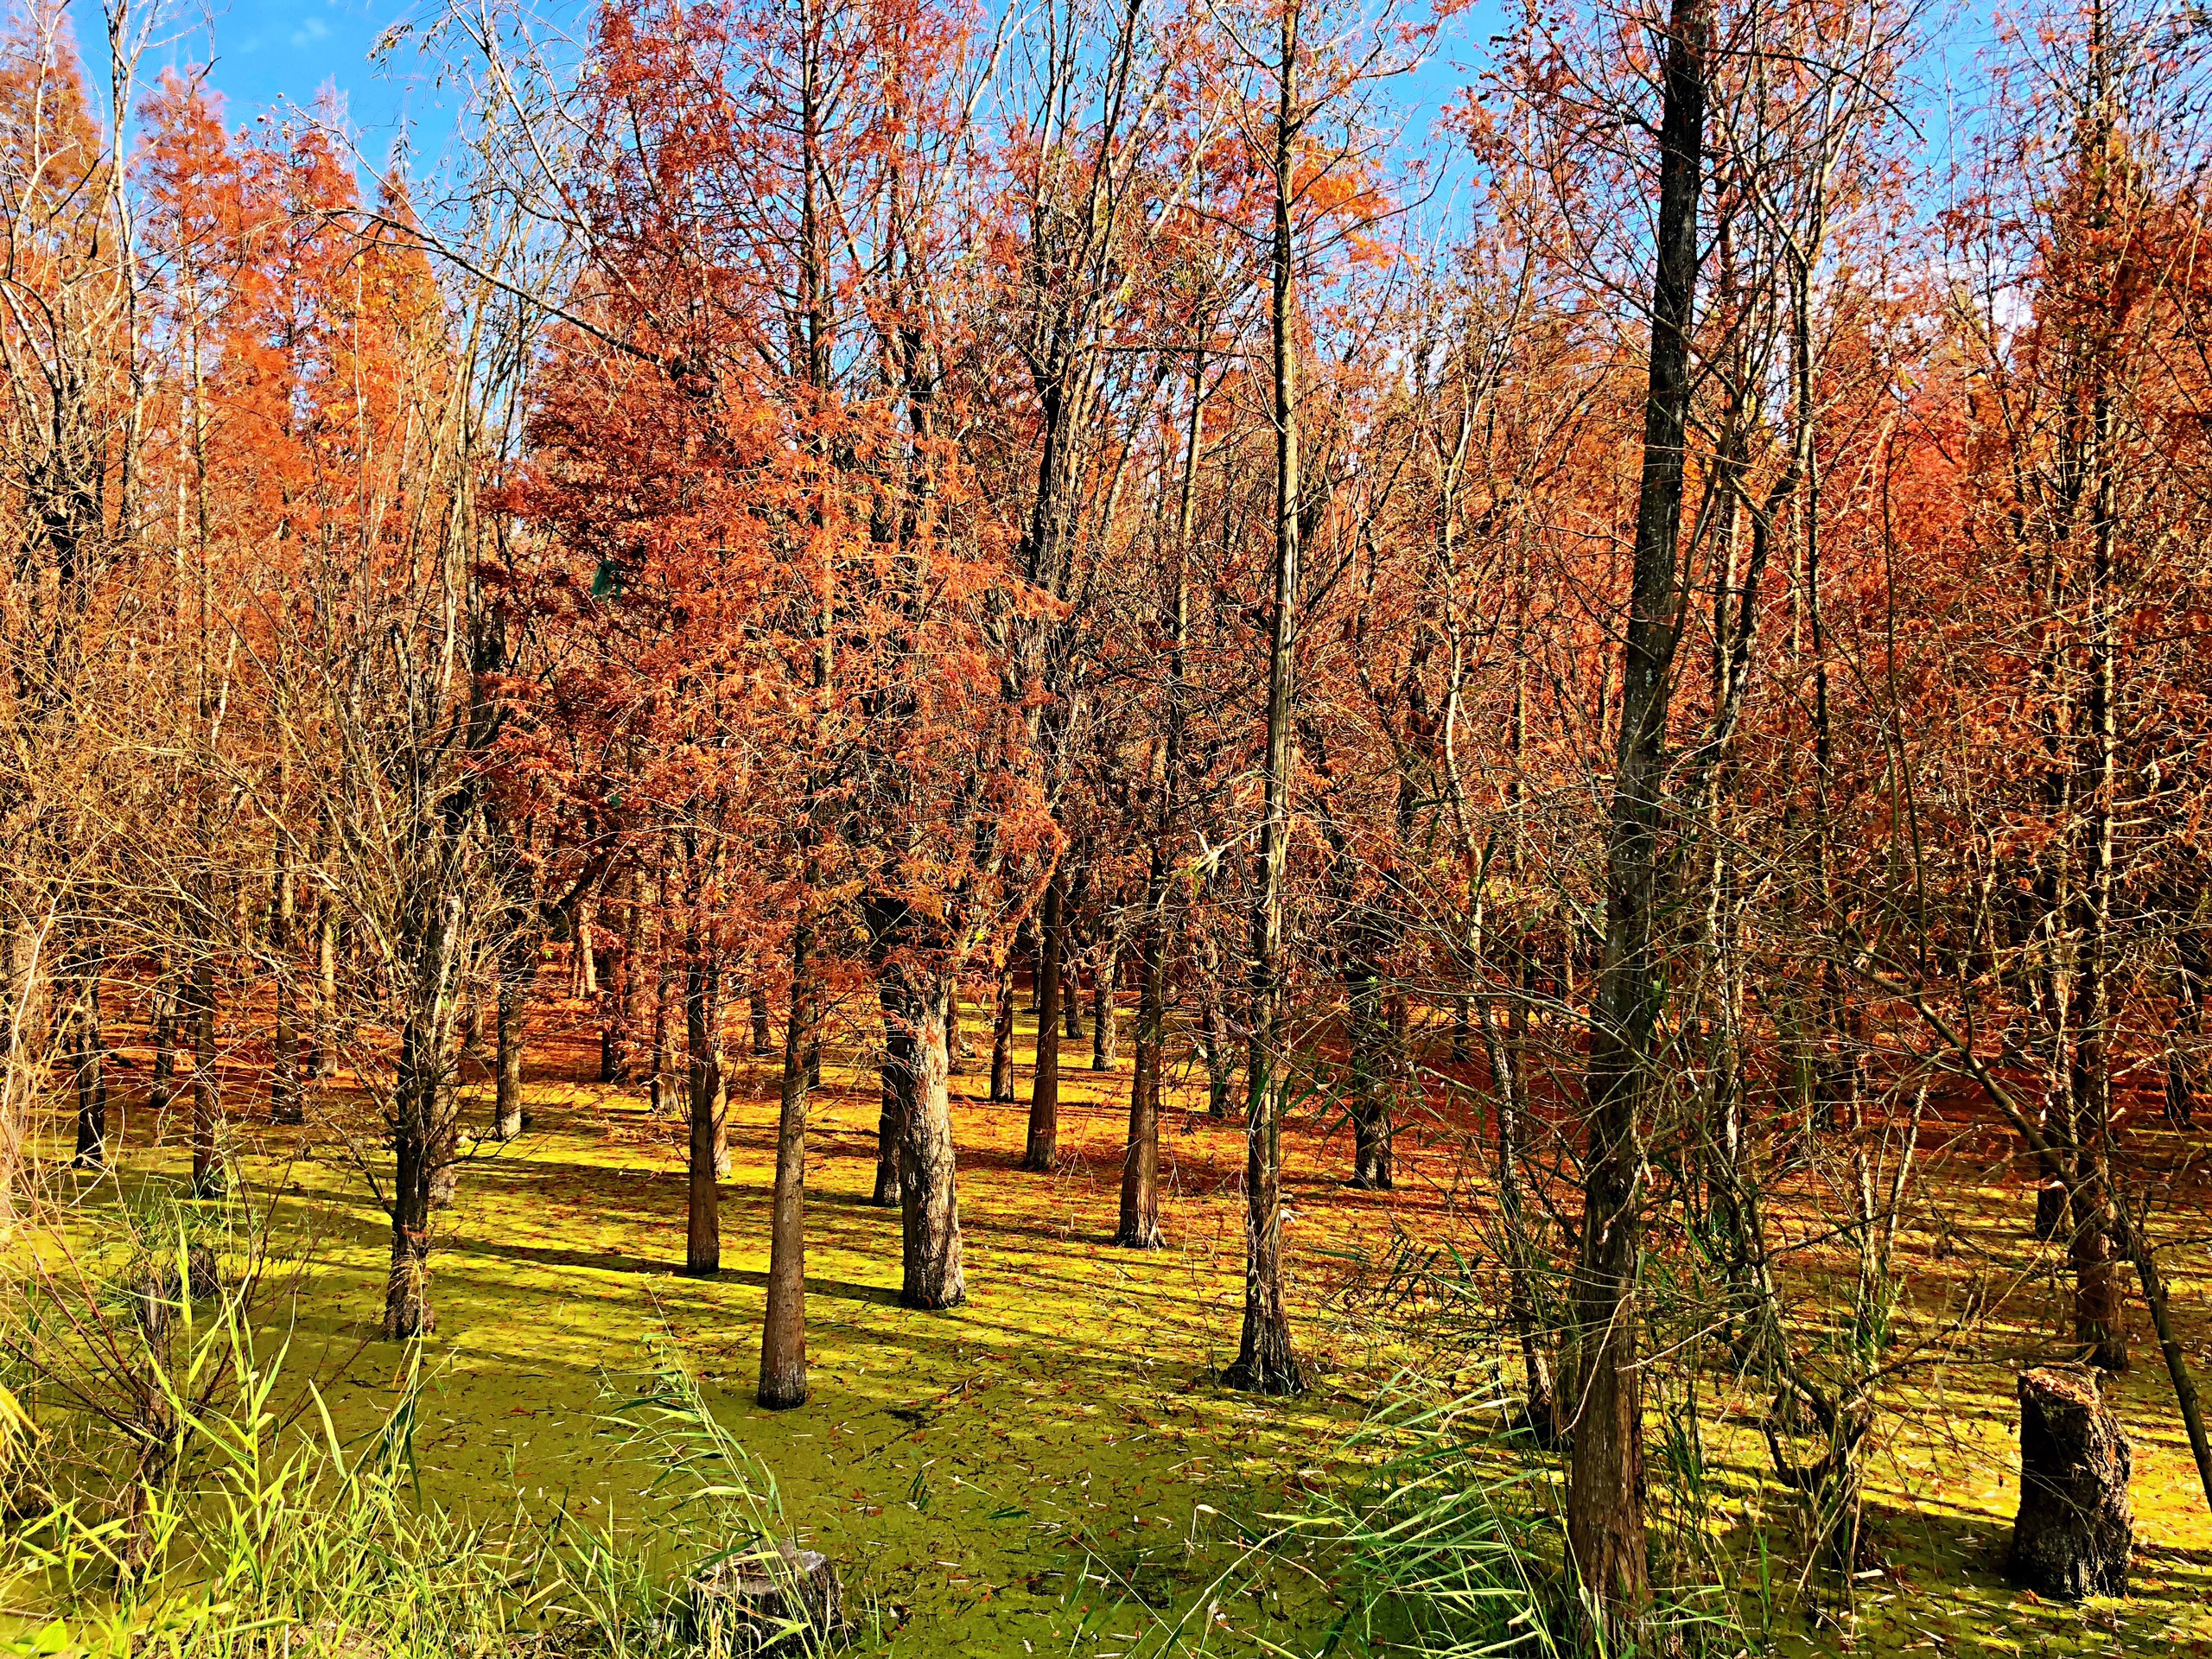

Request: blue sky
left=80, top=0, right=1527, bottom=166
left=79, top=0, right=442, bottom=155
left=70, top=0, right=1997, bottom=188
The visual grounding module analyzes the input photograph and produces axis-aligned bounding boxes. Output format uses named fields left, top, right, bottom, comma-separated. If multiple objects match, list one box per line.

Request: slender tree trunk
left=684, top=935, right=724, bottom=1276
left=601, top=872, right=637, bottom=1084
left=1092, top=940, right=1117, bottom=1070
left=308, top=897, right=337, bottom=1078
left=989, top=957, right=1018, bottom=1102
left=652, top=887, right=677, bottom=1113
left=1567, top=0, right=1705, bottom=1627
left=760, top=912, right=815, bottom=1408
left=946, top=982, right=966, bottom=1073
left=188, top=955, right=222, bottom=1198
left=752, top=987, right=774, bottom=1057
left=2070, top=338, right=2127, bottom=1372
left=874, top=1047, right=905, bottom=1206
left=1227, top=0, right=1306, bottom=1398
left=1024, top=876, right=1065, bottom=1170
left=385, top=1010, right=444, bottom=1338
left=1344, top=957, right=1394, bottom=1190
left=2169, top=924, right=2205, bottom=1125
left=385, top=895, right=460, bottom=1339
left=575, top=899, right=598, bottom=1000
left=494, top=931, right=536, bottom=1141
left=149, top=958, right=176, bottom=1112
left=1200, top=936, right=1236, bottom=1121
left=271, top=806, right=302, bottom=1124
left=385, top=1089, right=435, bottom=1338
left=70, top=950, right=106, bottom=1168
left=1124, top=353, right=1200, bottom=1243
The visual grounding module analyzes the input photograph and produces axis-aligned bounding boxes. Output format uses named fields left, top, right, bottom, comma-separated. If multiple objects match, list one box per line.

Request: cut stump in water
left=685, top=1543, right=842, bottom=1656
left=2007, top=1365, right=2132, bottom=1600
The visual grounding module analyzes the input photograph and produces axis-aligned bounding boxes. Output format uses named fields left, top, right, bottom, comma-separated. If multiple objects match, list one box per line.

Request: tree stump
left=685, top=1543, right=842, bottom=1656
left=2008, top=1366, right=2132, bottom=1599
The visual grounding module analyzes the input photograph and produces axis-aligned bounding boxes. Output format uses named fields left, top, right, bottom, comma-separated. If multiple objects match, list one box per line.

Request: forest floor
left=29, top=970, right=2212, bottom=1657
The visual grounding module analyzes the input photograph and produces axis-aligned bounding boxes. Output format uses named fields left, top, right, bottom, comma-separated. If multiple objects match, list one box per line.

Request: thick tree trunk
left=2008, top=1368, right=2132, bottom=1599
left=1567, top=0, right=1704, bottom=1629
left=888, top=963, right=964, bottom=1310
left=1024, top=877, right=1065, bottom=1171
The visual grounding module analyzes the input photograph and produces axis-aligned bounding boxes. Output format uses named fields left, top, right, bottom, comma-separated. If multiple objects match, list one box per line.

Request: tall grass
left=0, top=1200, right=832, bottom=1658
left=1272, top=1376, right=1770, bottom=1659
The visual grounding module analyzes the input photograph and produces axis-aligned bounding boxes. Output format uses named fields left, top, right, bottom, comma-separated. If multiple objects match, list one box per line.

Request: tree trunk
left=2008, top=1367, right=2132, bottom=1599
left=1344, top=957, right=1394, bottom=1191
left=760, top=920, right=815, bottom=1408
left=684, top=941, right=724, bottom=1276
left=601, top=874, right=637, bottom=1084
left=1227, top=0, right=1306, bottom=1399
left=70, top=951, right=107, bottom=1168
left=149, top=962, right=177, bottom=1112
left=752, top=987, right=774, bottom=1057
left=2167, top=925, right=2205, bottom=1125
left=652, top=905, right=677, bottom=1113
left=1024, top=876, right=1065, bottom=1171
left=1567, top=0, right=1704, bottom=1628
left=575, top=899, right=598, bottom=1000
left=308, top=898, right=337, bottom=1078
left=271, top=819, right=302, bottom=1125
left=1121, top=866, right=1170, bottom=1250
left=989, top=957, right=1017, bottom=1102
left=889, top=963, right=964, bottom=1310
left=189, top=956, right=223, bottom=1199
left=873, top=1052, right=905, bottom=1207
left=1092, top=942, right=1117, bottom=1071
left=385, top=899, right=459, bottom=1340
left=494, top=933, right=536, bottom=1141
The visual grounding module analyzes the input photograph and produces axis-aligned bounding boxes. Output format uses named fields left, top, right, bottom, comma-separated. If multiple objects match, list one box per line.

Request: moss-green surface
left=17, top=983, right=2212, bottom=1656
